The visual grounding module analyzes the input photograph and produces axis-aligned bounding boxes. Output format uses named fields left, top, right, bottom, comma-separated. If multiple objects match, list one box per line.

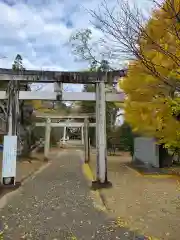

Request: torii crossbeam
left=0, top=68, right=126, bottom=83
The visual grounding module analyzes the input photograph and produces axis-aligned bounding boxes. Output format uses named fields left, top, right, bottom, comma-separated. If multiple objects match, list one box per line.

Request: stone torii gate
left=0, top=68, right=125, bottom=189
left=35, top=114, right=96, bottom=162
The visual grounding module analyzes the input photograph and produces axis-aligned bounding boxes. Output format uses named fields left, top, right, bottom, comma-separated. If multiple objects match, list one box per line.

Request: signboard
left=1, top=136, right=17, bottom=184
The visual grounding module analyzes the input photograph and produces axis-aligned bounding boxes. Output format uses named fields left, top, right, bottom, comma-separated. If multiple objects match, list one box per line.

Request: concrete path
left=0, top=150, right=147, bottom=239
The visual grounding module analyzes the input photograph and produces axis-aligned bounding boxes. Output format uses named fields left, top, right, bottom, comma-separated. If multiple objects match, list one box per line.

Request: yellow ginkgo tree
left=119, top=0, right=180, bottom=149
left=70, top=0, right=180, bottom=149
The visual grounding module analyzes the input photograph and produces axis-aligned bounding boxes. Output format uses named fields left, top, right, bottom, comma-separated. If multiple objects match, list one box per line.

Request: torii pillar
left=81, top=126, right=84, bottom=144
left=91, top=76, right=112, bottom=190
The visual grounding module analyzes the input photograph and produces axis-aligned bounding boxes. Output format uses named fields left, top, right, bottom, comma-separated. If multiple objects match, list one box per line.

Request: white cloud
left=0, top=0, right=154, bottom=71
left=0, top=0, right=90, bottom=70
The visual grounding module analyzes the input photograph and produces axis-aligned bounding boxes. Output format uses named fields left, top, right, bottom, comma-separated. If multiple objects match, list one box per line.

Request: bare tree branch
left=88, top=0, right=180, bottom=93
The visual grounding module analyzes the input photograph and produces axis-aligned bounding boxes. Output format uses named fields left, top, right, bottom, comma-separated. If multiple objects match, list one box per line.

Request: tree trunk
left=20, top=126, right=35, bottom=160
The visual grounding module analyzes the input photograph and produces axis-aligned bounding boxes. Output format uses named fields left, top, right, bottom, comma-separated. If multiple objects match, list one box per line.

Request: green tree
left=107, top=122, right=136, bottom=156
left=12, top=54, right=25, bottom=71
left=117, top=122, right=135, bottom=156
left=70, top=29, right=115, bottom=70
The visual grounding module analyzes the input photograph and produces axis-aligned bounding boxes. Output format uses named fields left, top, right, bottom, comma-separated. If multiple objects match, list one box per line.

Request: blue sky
left=0, top=0, right=154, bottom=92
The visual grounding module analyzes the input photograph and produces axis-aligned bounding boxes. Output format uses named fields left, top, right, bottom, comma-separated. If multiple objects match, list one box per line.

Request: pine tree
left=12, top=54, right=24, bottom=71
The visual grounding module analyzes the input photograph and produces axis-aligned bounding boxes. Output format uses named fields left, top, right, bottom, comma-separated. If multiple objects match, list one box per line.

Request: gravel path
left=0, top=150, right=148, bottom=240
